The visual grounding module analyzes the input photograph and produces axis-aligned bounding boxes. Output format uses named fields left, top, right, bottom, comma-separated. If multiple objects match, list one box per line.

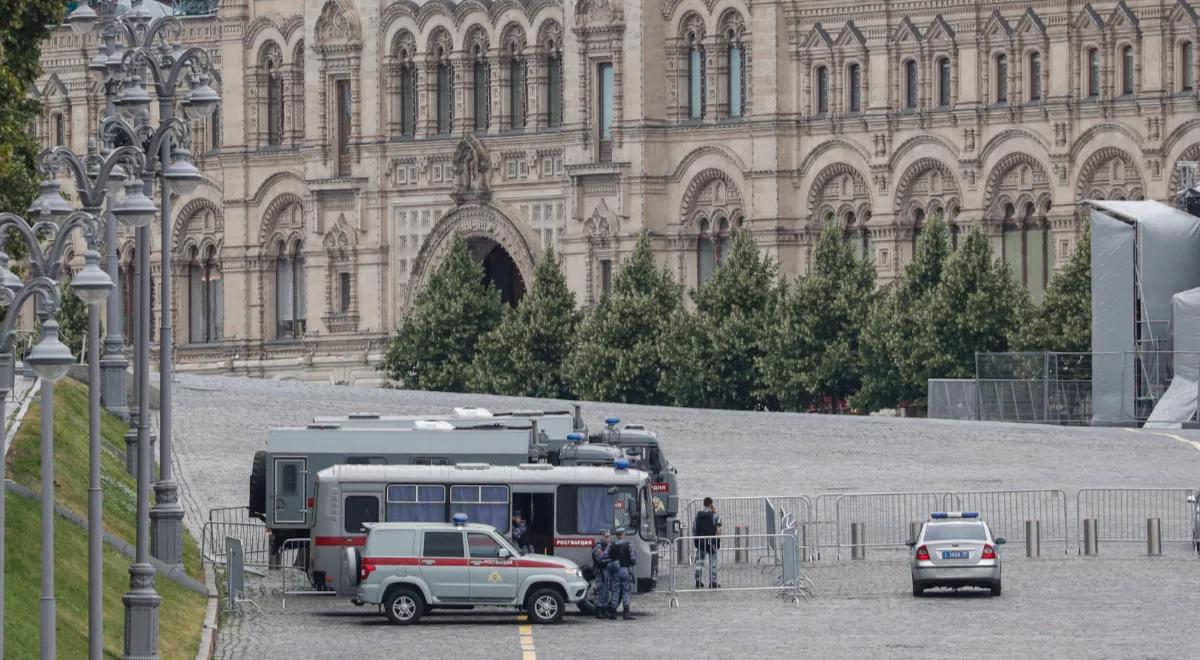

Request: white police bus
left=307, top=462, right=658, bottom=604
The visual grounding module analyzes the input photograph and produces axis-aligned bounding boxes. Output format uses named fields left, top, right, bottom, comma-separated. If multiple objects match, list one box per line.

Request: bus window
left=343, top=495, right=379, bottom=534
left=575, top=485, right=635, bottom=534
left=386, top=485, right=445, bottom=522
left=450, top=485, right=510, bottom=532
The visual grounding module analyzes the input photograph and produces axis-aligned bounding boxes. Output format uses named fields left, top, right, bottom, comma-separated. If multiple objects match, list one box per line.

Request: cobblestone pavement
left=169, top=375, right=1200, bottom=659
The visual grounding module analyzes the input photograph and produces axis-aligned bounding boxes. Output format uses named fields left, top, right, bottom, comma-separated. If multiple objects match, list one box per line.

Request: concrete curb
left=194, top=562, right=220, bottom=660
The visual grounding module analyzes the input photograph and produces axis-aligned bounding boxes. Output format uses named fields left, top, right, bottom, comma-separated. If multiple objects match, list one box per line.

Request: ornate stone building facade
left=33, top=0, right=1200, bottom=382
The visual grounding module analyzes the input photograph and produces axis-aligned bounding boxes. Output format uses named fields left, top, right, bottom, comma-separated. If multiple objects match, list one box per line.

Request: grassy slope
left=4, top=378, right=206, bottom=659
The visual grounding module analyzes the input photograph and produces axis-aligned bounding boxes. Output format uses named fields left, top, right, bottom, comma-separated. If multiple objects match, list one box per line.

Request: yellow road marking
left=1125, top=427, right=1200, bottom=451
left=517, top=615, right=536, bottom=660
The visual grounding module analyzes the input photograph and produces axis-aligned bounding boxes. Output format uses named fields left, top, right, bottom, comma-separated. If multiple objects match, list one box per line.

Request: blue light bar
left=566, top=432, right=585, bottom=442
left=931, top=512, right=979, bottom=519
left=614, top=458, right=630, bottom=470
left=605, top=417, right=620, bottom=426
left=452, top=513, right=468, bottom=526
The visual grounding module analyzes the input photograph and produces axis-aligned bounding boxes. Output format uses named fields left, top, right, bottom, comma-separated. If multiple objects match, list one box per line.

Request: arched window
left=727, top=32, right=744, bottom=117
left=1001, top=203, right=1048, bottom=298
left=188, top=246, right=223, bottom=343
left=904, top=59, right=918, bottom=109
left=396, top=46, right=417, bottom=137
left=1182, top=42, right=1195, bottom=92
left=210, top=108, right=221, bottom=152
left=52, top=112, right=65, bottom=146
left=911, top=208, right=926, bottom=253
left=1121, top=45, right=1134, bottom=96
left=275, top=241, right=306, bottom=340
left=473, top=44, right=490, bottom=132
left=1028, top=52, right=1042, bottom=102
left=436, top=47, right=452, bottom=134
left=848, top=63, right=862, bottom=113
left=995, top=54, right=1008, bottom=104
left=815, top=66, right=829, bottom=115
left=697, top=219, right=715, bottom=285
left=937, top=57, right=951, bottom=107
left=267, top=61, right=283, bottom=146
left=1087, top=48, right=1100, bottom=98
left=509, top=46, right=525, bottom=130
left=546, top=41, right=563, bottom=127
left=688, top=33, right=704, bottom=119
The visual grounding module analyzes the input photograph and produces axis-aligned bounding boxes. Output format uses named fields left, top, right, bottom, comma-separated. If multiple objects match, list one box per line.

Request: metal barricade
left=208, top=505, right=258, bottom=526
left=666, top=533, right=812, bottom=607
left=809, top=494, right=841, bottom=561
left=1075, top=488, right=1196, bottom=549
left=202, top=521, right=271, bottom=567
left=679, top=495, right=814, bottom=559
left=833, top=492, right=943, bottom=559
left=945, top=490, right=1070, bottom=553
left=279, top=538, right=335, bottom=608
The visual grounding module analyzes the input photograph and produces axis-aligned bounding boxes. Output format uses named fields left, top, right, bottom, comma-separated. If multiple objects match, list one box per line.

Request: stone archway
left=406, top=203, right=536, bottom=310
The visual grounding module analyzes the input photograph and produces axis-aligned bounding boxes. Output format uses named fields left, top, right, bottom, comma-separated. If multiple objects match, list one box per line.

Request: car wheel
left=384, top=587, right=424, bottom=625
left=911, top=582, right=924, bottom=597
left=526, top=588, right=564, bottom=624
left=990, top=581, right=1002, bottom=597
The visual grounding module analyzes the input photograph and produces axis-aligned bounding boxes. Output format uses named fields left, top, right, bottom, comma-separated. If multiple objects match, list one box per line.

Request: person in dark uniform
left=510, top=511, right=533, bottom=553
left=590, top=529, right=612, bottom=618
left=606, top=527, right=637, bottom=620
left=692, top=497, right=721, bottom=588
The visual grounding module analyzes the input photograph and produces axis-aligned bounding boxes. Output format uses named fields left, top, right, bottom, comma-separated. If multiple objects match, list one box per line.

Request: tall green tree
left=380, top=236, right=503, bottom=391
left=660, top=230, right=777, bottom=409
left=566, top=233, right=683, bottom=404
left=1017, top=226, right=1091, bottom=352
left=469, top=248, right=578, bottom=398
left=0, top=1, right=63, bottom=217
left=759, top=221, right=876, bottom=411
left=921, top=227, right=1032, bottom=385
left=853, top=213, right=952, bottom=411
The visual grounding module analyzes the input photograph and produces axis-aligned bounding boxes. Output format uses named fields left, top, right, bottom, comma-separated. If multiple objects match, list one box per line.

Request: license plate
left=941, top=550, right=969, bottom=559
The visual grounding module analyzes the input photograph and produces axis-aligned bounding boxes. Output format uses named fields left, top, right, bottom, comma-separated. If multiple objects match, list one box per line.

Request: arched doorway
left=407, top=203, right=537, bottom=313
left=467, top=237, right=526, bottom=305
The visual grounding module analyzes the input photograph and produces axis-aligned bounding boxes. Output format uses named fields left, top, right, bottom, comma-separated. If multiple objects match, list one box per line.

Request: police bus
left=305, top=407, right=681, bottom=539
left=307, top=462, right=658, bottom=604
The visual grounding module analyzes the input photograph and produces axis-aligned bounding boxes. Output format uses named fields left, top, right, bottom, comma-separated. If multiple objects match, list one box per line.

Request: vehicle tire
left=248, top=451, right=267, bottom=521
left=342, top=547, right=362, bottom=589
left=384, top=587, right=424, bottom=625
left=990, top=581, right=1002, bottom=597
left=525, top=588, right=565, bottom=624
left=911, top=582, right=924, bottom=597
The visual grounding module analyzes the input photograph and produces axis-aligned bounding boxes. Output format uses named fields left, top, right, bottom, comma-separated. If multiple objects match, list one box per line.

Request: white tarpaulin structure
left=1144, top=288, right=1200, bottom=428
left=1089, top=200, right=1200, bottom=424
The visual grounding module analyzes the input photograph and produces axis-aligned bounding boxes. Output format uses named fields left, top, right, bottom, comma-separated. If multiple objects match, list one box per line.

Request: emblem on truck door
left=488, top=571, right=503, bottom=583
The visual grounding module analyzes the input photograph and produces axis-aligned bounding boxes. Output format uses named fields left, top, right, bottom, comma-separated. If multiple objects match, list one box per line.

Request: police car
left=908, top=512, right=1005, bottom=597
left=347, top=514, right=589, bottom=624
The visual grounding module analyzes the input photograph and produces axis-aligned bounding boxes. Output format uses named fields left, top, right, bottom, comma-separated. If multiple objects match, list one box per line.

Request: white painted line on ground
left=1124, top=427, right=1200, bottom=451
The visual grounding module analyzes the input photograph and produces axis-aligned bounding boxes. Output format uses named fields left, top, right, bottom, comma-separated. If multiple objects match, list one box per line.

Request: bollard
left=850, top=522, right=866, bottom=560
left=676, top=536, right=687, bottom=565
left=1025, top=520, right=1041, bottom=558
left=1147, top=518, right=1162, bottom=556
left=1083, top=518, right=1099, bottom=555
left=735, top=525, right=748, bottom=563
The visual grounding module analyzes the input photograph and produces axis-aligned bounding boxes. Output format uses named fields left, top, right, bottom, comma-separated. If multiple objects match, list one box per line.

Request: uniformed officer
left=510, top=511, right=533, bottom=553
left=590, top=529, right=612, bottom=619
left=606, top=527, right=637, bottom=620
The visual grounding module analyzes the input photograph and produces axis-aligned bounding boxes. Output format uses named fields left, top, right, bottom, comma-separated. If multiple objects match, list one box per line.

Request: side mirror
left=498, top=548, right=511, bottom=559
left=905, top=540, right=916, bottom=547
left=994, top=537, right=1006, bottom=545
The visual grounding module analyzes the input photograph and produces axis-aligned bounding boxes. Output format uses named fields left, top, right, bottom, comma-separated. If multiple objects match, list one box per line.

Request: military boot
left=622, top=608, right=635, bottom=620
left=608, top=608, right=617, bottom=620
left=595, top=604, right=607, bottom=619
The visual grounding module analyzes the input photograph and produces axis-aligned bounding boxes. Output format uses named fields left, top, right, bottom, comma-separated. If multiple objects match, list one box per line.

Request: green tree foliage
left=469, top=248, right=578, bottom=398
left=566, top=233, right=683, bottom=404
left=759, top=221, right=876, bottom=411
left=1017, top=225, right=1091, bottom=352
left=55, top=281, right=90, bottom=360
left=660, top=230, right=777, bottom=409
left=853, top=213, right=952, bottom=411
left=380, top=236, right=503, bottom=391
left=0, top=1, right=63, bottom=216
left=921, top=227, right=1032, bottom=385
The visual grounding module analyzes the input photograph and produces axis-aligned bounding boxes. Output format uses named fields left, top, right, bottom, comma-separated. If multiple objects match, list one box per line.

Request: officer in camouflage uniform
left=590, top=529, right=612, bottom=618
left=606, top=527, right=637, bottom=620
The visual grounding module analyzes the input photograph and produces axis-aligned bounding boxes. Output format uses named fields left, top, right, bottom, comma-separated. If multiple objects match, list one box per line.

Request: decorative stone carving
left=451, top=134, right=493, bottom=205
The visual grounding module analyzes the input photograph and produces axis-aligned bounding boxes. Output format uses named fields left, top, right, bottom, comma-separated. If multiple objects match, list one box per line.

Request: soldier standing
left=511, top=511, right=533, bottom=553
left=590, top=529, right=612, bottom=618
left=692, top=497, right=721, bottom=588
left=606, top=527, right=638, bottom=620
